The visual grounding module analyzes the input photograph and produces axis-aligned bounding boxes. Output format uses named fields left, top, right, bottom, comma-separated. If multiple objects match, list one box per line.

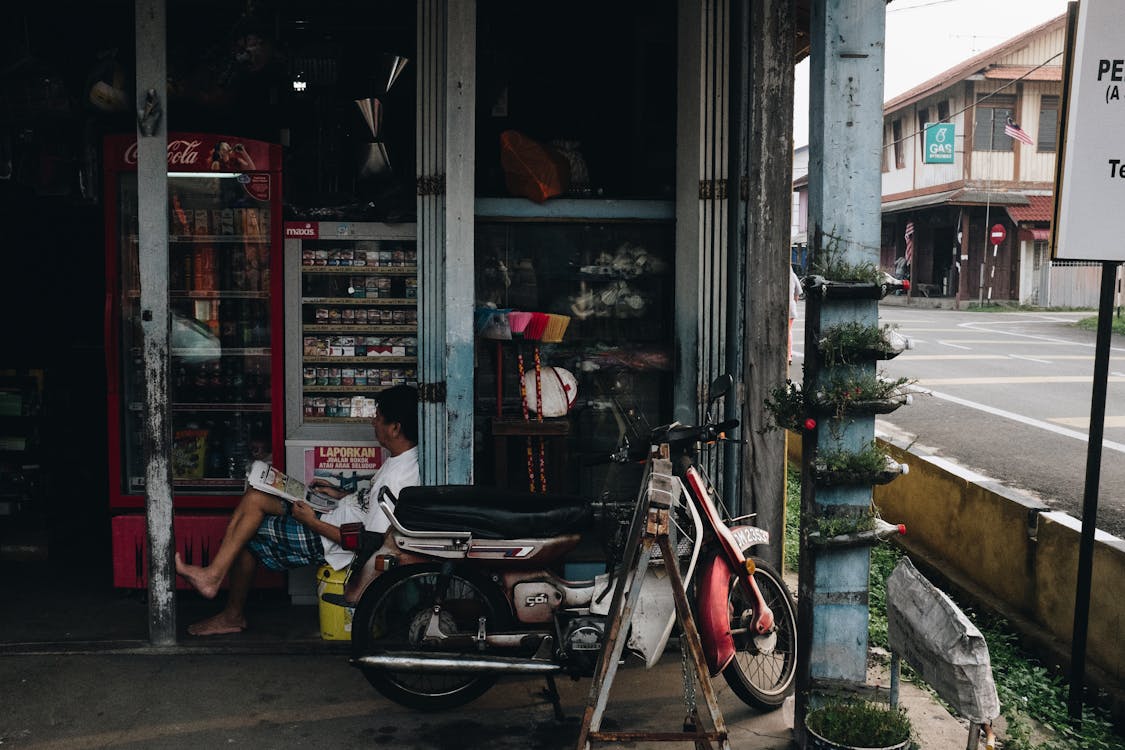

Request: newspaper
left=246, top=460, right=341, bottom=513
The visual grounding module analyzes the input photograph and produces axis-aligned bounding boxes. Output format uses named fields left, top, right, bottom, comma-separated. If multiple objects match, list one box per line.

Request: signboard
left=923, top=123, right=955, bottom=164
left=1053, top=0, right=1125, bottom=261
left=990, top=224, right=1006, bottom=245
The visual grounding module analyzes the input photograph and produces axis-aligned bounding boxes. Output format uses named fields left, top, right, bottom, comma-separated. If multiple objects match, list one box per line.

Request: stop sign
left=990, top=224, right=1006, bottom=245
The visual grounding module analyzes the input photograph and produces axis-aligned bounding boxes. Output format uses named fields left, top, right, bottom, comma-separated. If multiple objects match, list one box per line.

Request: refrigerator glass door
left=117, top=173, right=273, bottom=495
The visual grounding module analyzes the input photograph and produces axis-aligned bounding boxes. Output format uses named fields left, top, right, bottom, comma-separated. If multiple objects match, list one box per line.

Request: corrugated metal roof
left=881, top=188, right=1032, bottom=214
left=983, top=65, right=1063, bottom=81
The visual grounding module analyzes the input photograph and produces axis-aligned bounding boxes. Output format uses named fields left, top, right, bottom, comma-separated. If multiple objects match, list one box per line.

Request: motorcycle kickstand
left=541, top=675, right=565, bottom=722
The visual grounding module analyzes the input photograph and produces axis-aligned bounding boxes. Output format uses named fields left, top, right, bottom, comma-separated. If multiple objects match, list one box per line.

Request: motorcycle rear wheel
left=721, top=558, right=798, bottom=710
left=351, top=563, right=512, bottom=711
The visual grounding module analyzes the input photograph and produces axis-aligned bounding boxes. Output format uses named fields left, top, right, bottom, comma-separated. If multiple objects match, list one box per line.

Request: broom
left=525, top=313, right=552, bottom=492
left=506, top=311, right=536, bottom=492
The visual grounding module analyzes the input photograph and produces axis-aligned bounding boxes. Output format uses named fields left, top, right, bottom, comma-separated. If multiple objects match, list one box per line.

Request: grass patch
left=1077, top=314, right=1125, bottom=336
left=784, top=468, right=1125, bottom=750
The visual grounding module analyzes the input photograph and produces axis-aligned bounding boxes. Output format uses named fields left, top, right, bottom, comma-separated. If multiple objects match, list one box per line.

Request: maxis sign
left=923, top=123, right=955, bottom=164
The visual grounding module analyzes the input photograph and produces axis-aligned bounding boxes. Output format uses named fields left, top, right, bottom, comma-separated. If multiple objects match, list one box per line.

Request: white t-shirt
left=789, top=268, right=801, bottom=320
left=319, top=446, right=420, bottom=570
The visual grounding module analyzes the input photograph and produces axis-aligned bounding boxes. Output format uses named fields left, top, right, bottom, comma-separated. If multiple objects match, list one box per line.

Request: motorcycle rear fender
left=696, top=550, right=736, bottom=677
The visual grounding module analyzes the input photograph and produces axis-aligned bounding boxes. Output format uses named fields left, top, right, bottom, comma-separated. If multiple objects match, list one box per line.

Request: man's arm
left=291, top=501, right=342, bottom=544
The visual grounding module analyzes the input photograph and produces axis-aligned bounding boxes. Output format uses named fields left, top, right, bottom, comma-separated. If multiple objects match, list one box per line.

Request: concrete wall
left=874, top=437, right=1125, bottom=688
left=786, top=431, right=1125, bottom=691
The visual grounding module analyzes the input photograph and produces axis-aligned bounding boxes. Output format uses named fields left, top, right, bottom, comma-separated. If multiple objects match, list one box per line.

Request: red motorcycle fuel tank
left=696, top=550, right=737, bottom=676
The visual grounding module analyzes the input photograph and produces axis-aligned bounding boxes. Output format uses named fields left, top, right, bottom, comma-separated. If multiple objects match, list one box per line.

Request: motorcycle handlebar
left=655, top=418, right=740, bottom=446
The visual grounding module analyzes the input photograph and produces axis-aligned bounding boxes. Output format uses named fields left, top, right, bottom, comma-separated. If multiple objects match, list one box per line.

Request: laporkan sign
left=923, top=123, right=955, bottom=164
left=1054, top=0, right=1125, bottom=261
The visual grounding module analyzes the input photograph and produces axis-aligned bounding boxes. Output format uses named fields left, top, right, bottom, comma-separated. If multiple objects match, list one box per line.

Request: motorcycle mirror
left=708, top=374, right=733, bottom=403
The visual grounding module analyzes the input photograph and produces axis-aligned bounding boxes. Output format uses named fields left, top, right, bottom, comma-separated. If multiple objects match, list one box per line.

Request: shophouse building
left=877, top=13, right=1086, bottom=305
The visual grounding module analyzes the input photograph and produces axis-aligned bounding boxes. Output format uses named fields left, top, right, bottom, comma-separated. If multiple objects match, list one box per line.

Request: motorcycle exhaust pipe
left=353, top=653, right=563, bottom=675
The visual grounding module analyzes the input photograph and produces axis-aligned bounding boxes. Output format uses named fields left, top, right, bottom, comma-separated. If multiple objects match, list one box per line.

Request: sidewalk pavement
left=0, top=562, right=972, bottom=749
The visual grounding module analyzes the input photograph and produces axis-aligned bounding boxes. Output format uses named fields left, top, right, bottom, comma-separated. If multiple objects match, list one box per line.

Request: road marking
left=938, top=341, right=973, bottom=350
left=1051, top=416, right=1125, bottom=428
left=916, top=387, right=1125, bottom=454
left=958, top=321, right=1125, bottom=352
left=919, top=376, right=1125, bottom=385
left=940, top=339, right=1086, bottom=345
left=899, top=354, right=1006, bottom=360
left=1009, top=354, right=1053, bottom=364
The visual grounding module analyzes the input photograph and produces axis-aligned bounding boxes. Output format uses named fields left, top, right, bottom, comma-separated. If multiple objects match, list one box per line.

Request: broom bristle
left=542, top=314, right=571, bottom=343
left=525, top=312, right=550, bottom=341
left=508, top=311, right=533, bottom=336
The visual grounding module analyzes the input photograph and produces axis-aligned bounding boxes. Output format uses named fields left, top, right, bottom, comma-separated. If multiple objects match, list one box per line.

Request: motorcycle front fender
left=696, top=550, right=736, bottom=677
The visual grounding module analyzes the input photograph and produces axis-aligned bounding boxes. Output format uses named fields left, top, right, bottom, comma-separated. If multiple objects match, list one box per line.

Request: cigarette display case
left=283, top=221, right=419, bottom=443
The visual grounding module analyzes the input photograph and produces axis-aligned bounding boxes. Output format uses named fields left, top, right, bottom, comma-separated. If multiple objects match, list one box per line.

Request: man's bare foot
left=187, top=612, right=247, bottom=636
left=175, top=552, right=223, bottom=599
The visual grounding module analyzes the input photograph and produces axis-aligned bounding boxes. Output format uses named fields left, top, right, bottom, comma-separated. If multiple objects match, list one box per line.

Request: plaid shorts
left=247, top=512, right=325, bottom=571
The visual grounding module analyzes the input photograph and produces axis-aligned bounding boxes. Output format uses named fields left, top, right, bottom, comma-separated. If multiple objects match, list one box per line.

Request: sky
left=793, top=0, right=1071, bottom=149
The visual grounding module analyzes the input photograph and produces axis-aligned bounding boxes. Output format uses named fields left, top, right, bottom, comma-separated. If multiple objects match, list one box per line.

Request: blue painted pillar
left=796, top=0, right=886, bottom=741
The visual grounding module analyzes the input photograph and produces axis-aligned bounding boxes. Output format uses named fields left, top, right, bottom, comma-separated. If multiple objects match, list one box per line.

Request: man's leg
left=176, top=488, right=284, bottom=599
left=187, top=548, right=257, bottom=636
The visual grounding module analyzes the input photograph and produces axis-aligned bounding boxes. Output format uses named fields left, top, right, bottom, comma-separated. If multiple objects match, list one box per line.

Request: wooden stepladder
left=575, top=448, right=730, bottom=750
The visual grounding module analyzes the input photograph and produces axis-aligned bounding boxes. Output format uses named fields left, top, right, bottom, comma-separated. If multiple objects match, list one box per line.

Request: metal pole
left=1067, top=260, right=1120, bottom=719
left=135, top=0, right=175, bottom=646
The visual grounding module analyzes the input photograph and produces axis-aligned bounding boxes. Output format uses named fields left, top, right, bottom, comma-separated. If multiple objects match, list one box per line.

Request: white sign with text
left=1054, top=0, right=1125, bottom=261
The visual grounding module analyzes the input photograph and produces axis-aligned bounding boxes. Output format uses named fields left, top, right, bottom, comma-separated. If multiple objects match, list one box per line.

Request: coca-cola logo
left=285, top=223, right=318, bottom=238
left=123, top=139, right=204, bottom=167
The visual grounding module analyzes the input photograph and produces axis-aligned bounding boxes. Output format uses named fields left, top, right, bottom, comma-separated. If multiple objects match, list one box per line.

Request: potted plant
left=818, top=322, right=910, bottom=366
left=812, top=442, right=908, bottom=486
left=805, top=700, right=913, bottom=750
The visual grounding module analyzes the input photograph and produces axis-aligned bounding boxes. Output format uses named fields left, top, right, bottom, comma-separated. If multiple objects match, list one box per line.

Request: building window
left=893, top=119, right=904, bottom=169
left=1033, top=240, right=1047, bottom=271
left=937, top=100, right=950, bottom=122
left=882, top=124, right=890, bottom=172
left=973, top=94, right=1016, bottom=151
left=1037, top=96, right=1059, bottom=153
left=917, top=107, right=929, bottom=160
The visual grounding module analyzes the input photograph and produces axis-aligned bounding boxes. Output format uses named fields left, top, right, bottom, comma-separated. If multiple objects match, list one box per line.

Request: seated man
left=176, top=384, right=419, bottom=636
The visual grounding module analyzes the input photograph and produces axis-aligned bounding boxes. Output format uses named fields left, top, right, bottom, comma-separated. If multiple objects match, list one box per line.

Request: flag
left=904, top=220, right=915, bottom=264
left=1005, top=117, right=1035, bottom=147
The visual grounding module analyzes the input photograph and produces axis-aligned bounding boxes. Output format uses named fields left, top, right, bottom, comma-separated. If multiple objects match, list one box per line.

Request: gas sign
left=923, top=123, right=955, bottom=164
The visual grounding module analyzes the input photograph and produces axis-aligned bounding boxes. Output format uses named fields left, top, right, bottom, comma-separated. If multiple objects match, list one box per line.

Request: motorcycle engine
left=561, top=616, right=606, bottom=675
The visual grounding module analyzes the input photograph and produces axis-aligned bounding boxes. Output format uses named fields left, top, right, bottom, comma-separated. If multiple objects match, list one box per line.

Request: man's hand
left=291, top=500, right=317, bottom=526
left=308, top=479, right=349, bottom=499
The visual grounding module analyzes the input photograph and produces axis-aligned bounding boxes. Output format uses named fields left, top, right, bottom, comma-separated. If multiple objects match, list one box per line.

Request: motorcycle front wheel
left=351, top=563, right=512, bottom=711
left=721, top=558, right=798, bottom=710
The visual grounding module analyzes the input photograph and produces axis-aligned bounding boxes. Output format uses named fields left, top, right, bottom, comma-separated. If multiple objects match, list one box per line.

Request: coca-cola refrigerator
left=104, top=133, right=284, bottom=588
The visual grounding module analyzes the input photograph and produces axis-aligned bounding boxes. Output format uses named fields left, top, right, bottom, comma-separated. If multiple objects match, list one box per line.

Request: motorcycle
left=337, top=375, right=797, bottom=713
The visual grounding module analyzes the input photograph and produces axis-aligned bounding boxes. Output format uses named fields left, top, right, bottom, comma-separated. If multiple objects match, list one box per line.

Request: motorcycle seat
left=393, top=485, right=593, bottom=540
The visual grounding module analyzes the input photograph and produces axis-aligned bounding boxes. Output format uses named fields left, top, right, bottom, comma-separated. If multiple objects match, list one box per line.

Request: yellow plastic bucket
left=316, top=564, right=353, bottom=640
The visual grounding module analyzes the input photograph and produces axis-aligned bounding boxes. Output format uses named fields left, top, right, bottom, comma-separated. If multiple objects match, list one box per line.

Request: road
left=792, top=305, right=1125, bottom=538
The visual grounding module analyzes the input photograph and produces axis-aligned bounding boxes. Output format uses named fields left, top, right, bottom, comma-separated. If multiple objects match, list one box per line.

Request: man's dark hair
left=377, top=385, right=419, bottom=444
